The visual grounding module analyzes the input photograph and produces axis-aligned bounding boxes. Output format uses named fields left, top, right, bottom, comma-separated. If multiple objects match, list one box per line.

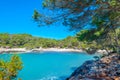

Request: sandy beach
left=0, top=48, right=84, bottom=53
left=0, top=48, right=109, bottom=54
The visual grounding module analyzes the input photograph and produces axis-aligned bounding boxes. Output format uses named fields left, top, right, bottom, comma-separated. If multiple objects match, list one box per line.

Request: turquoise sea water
left=0, top=52, right=95, bottom=80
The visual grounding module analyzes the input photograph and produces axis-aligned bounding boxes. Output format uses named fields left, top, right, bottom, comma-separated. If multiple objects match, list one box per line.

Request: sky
left=0, top=0, right=75, bottom=39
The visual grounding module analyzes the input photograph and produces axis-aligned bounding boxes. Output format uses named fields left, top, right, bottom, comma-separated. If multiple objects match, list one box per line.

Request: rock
left=114, top=77, right=120, bottom=80
left=99, top=72, right=106, bottom=77
left=67, top=53, right=120, bottom=80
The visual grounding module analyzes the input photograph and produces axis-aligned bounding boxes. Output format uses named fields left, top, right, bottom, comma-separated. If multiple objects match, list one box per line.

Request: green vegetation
left=0, top=32, right=112, bottom=52
left=0, top=55, right=23, bottom=80
left=0, top=0, right=119, bottom=79
left=76, top=28, right=120, bottom=53
left=33, top=0, right=120, bottom=54
left=0, top=33, right=81, bottom=49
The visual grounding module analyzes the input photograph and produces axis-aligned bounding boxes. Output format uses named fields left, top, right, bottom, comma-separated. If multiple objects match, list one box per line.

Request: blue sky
left=0, top=0, right=75, bottom=39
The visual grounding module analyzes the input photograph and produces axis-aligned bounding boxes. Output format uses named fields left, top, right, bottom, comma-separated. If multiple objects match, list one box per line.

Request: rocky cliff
left=67, top=53, right=120, bottom=80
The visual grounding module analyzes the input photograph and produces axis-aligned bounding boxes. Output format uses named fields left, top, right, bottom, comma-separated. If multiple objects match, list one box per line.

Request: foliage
left=33, top=0, right=97, bottom=29
left=76, top=28, right=120, bottom=53
left=0, top=55, right=23, bottom=80
left=33, top=0, right=120, bottom=53
left=0, top=33, right=81, bottom=49
left=33, top=0, right=120, bottom=30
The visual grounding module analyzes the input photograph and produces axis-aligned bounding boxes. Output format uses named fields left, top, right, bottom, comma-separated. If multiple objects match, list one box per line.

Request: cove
left=0, top=52, right=95, bottom=80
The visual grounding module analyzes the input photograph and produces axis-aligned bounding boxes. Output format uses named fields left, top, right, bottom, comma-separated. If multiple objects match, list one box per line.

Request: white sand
left=0, top=48, right=108, bottom=54
left=0, top=48, right=26, bottom=52
left=39, top=48, right=83, bottom=52
left=0, top=48, right=84, bottom=53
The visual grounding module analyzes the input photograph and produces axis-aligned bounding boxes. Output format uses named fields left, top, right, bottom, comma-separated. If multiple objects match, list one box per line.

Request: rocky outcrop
left=67, top=53, right=120, bottom=80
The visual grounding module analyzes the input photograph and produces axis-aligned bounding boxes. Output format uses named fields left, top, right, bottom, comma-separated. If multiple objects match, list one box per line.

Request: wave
left=38, top=76, right=60, bottom=80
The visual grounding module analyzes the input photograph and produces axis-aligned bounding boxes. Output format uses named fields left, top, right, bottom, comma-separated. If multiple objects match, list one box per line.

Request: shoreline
left=0, top=48, right=85, bottom=53
left=0, top=48, right=108, bottom=54
left=67, top=53, right=120, bottom=80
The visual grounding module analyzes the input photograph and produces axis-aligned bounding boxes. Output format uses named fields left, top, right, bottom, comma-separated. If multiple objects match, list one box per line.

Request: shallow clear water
left=0, top=52, right=95, bottom=80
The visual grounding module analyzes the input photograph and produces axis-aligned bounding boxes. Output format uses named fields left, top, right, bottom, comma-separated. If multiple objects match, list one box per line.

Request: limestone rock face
left=67, top=53, right=120, bottom=80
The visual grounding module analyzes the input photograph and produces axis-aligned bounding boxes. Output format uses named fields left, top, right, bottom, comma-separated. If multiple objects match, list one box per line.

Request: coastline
left=0, top=48, right=108, bottom=54
left=67, top=53, right=120, bottom=80
left=0, top=48, right=85, bottom=53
